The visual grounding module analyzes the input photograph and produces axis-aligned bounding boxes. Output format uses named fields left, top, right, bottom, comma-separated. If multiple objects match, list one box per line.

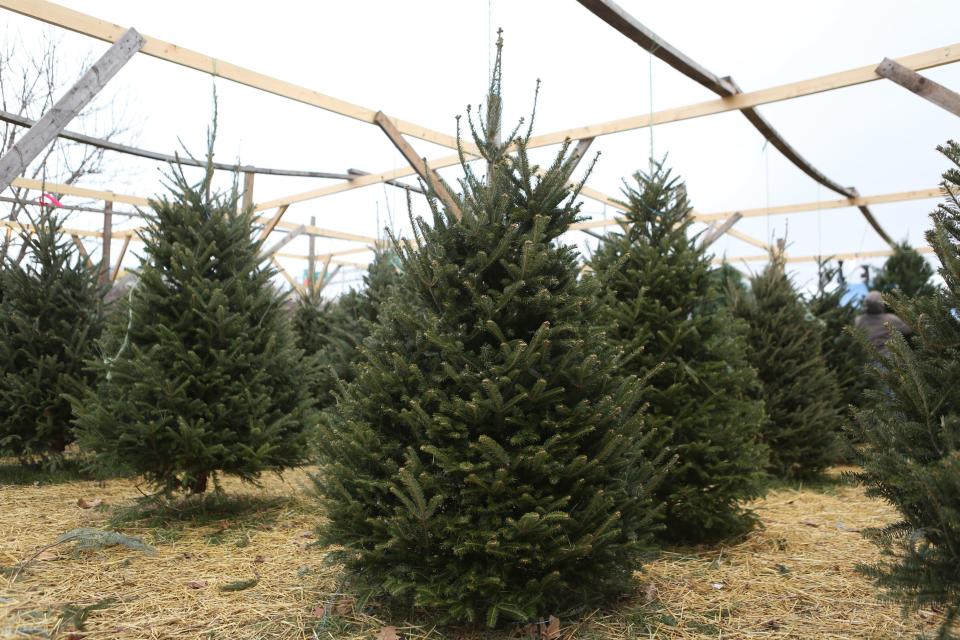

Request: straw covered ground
left=0, top=465, right=943, bottom=639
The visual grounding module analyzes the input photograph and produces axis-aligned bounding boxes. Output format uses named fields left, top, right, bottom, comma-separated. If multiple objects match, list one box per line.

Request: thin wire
left=648, top=48, right=655, bottom=171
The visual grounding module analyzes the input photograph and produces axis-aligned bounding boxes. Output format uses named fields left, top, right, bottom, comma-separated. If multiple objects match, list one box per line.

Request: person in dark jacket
left=854, top=290, right=913, bottom=357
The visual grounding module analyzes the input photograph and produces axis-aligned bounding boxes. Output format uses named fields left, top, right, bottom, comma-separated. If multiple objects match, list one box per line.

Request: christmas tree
left=852, top=141, right=960, bottom=637
left=873, top=240, right=936, bottom=298
left=293, top=250, right=399, bottom=409
left=807, top=259, right=866, bottom=411
left=0, top=211, right=105, bottom=461
left=72, top=154, right=316, bottom=494
left=314, top=48, right=666, bottom=626
left=705, top=261, right=748, bottom=311
left=590, top=163, right=767, bottom=543
left=733, top=246, right=841, bottom=479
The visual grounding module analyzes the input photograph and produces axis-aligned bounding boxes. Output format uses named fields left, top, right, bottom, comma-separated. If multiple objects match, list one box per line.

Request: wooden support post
left=70, top=234, right=94, bottom=269
left=876, top=57, right=960, bottom=117
left=262, top=224, right=306, bottom=259
left=699, top=213, right=743, bottom=249
left=318, top=264, right=341, bottom=294
left=307, top=215, right=316, bottom=293
left=100, top=199, right=112, bottom=284
left=256, top=204, right=290, bottom=242
left=111, top=234, right=131, bottom=282
left=373, top=111, right=463, bottom=219
left=0, top=27, right=143, bottom=191
left=566, top=138, right=595, bottom=177
left=242, top=168, right=255, bottom=211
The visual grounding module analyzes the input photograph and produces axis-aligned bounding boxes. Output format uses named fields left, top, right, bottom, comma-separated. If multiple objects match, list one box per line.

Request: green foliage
left=806, top=259, right=866, bottom=411
left=293, top=251, right=399, bottom=409
left=56, top=597, right=117, bottom=632
left=590, top=163, right=767, bottom=543
left=851, top=141, right=960, bottom=638
left=873, top=241, right=936, bottom=298
left=72, top=159, right=316, bottom=494
left=314, top=51, right=667, bottom=626
left=0, top=211, right=105, bottom=460
left=733, top=250, right=841, bottom=479
left=705, top=262, right=747, bottom=311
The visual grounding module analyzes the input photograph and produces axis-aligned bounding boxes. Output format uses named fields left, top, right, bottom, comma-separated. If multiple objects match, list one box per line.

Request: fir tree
left=0, top=211, right=105, bottom=461
left=807, top=259, right=866, bottom=411
left=705, top=261, right=747, bottom=311
left=851, top=141, right=960, bottom=638
left=314, top=50, right=666, bottom=626
left=733, top=247, right=841, bottom=479
left=293, top=250, right=399, bottom=409
left=590, top=163, right=767, bottom=543
left=72, top=157, right=315, bottom=494
left=873, top=240, right=936, bottom=298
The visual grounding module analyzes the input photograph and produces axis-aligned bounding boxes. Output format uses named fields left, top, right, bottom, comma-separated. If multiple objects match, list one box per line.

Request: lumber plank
left=724, top=246, right=934, bottom=265
left=101, top=199, right=112, bottom=283
left=876, top=57, right=960, bottom=117
left=270, top=257, right=304, bottom=294
left=262, top=225, right=307, bottom=259
left=699, top=213, right=743, bottom=249
left=0, top=27, right=143, bottom=191
left=256, top=204, right=289, bottom=242
left=374, top=111, right=463, bottom=219
left=111, top=234, right=131, bottom=282
left=70, top=234, right=94, bottom=269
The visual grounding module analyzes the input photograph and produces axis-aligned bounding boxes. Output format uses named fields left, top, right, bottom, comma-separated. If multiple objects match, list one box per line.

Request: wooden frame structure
left=1, top=0, right=957, bottom=289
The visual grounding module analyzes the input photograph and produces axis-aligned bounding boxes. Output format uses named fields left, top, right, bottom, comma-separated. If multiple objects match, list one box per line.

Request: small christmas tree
left=705, top=261, right=748, bottom=311
left=0, top=211, right=105, bottom=461
left=733, top=246, right=841, bottom=479
left=72, top=156, right=315, bottom=494
left=873, top=240, right=936, bottom=298
left=852, top=141, right=960, bottom=637
left=314, top=47, right=666, bottom=626
left=807, top=259, right=866, bottom=411
left=589, top=163, right=767, bottom=543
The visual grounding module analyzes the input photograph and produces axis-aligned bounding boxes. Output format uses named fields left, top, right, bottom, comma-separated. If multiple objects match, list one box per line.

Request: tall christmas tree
left=589, top=163, right=767, bottom=543
left=807, top=259, right=865, bottom=410
left=0, top=211, right=105, bottom=461
left=873, top=240, right=936, bottom=298
left=852, top=141, right=960, bottom=638
left=72, top=155, right=315, bottom=494
left=314, top=48, right=667, bottom=626
left=733, top=246, right=841, bottom=479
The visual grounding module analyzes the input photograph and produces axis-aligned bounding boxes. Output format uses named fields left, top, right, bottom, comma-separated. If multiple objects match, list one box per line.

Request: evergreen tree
left=72, top=159, right=315, bottom=494
left=807, top=259, right=866, bottom=411
left=0, top=212, right=105, bottom=461
left=705, top=261, right=747, bottom=311
left=314, top=52, right=666, bottom=626
left=590, top=163, right=767, bottom=543
left=293, top=250, right=399, bottom=409
left=733, top=247, right=841, bottom=479
left=873, top=240, right=936, bottom=298
left=852, top=141, right=960, bottom=638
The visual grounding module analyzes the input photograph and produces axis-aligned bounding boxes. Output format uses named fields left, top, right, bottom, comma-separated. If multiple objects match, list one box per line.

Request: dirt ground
left=0, top=466, right=942, bottom=639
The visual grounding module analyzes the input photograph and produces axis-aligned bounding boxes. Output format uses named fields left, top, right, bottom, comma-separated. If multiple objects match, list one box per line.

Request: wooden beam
left=317, top=264, right=341, bottom=294
left=0, top=0, right=476, bottom=154
left=307, top=215, right=317, bottom=293
left=111, top=234, right=131, bottom=282
left=566, top=137, right=596, bottom=177
left=876, top=57, right=960, bottom=117
left=724, top=246, right=934, bottom=265
left=0, top=218, right=132, bottom=239
left=270, top=257, right=304, bottom=294
left=10, top=176, right=149, bottom=207
left=100, top=199, right=112, bottom=284
left=242, top=169, right=255, bottom=211
left=70, top=234, right=94, bottom=269
left=262, top=224, right=306, bottom=259
left=256, top=204, right=288, bottom=242
left=699, top=213, right=743, bottom=249
left=347, top=168, right=426, bottom=195
left=373, top=111, right=463, bottom=219
left=0, top=109, right=353, bottom=180
left=0, top=27, right=143, bottom=191
left=726, top=228, right=769, bottom=251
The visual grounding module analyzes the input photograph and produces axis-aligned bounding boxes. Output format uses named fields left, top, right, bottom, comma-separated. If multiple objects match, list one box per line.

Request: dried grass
left=0, top=466, right=943, bottom=639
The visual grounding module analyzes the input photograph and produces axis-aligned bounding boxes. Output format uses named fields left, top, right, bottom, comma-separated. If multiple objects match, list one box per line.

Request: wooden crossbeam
left=70, top=234, right=94, bottom=269
left=0, top=0, right=477, bottom=154
left=111, top=234, right=131, bottom=282
left=261, top=225, right=306, bottom=259
left=700, top=213, right=743, bottom=249
left=876, top=57, right=960, bottom=117
left=373, top=111, right=463, bottom=219
left=0, top=27, right=143, bottom=191
left=100, top=199, right=112, bottom=284
left=724, top=246, right=934, bottom=265
left=270, top=257, right=304, bottom=294
left=256, top=204, right=289, bottom=242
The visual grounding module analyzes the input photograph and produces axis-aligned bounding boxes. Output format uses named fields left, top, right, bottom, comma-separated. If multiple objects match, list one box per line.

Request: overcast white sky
left=4, top=0, right=960, bottom=293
